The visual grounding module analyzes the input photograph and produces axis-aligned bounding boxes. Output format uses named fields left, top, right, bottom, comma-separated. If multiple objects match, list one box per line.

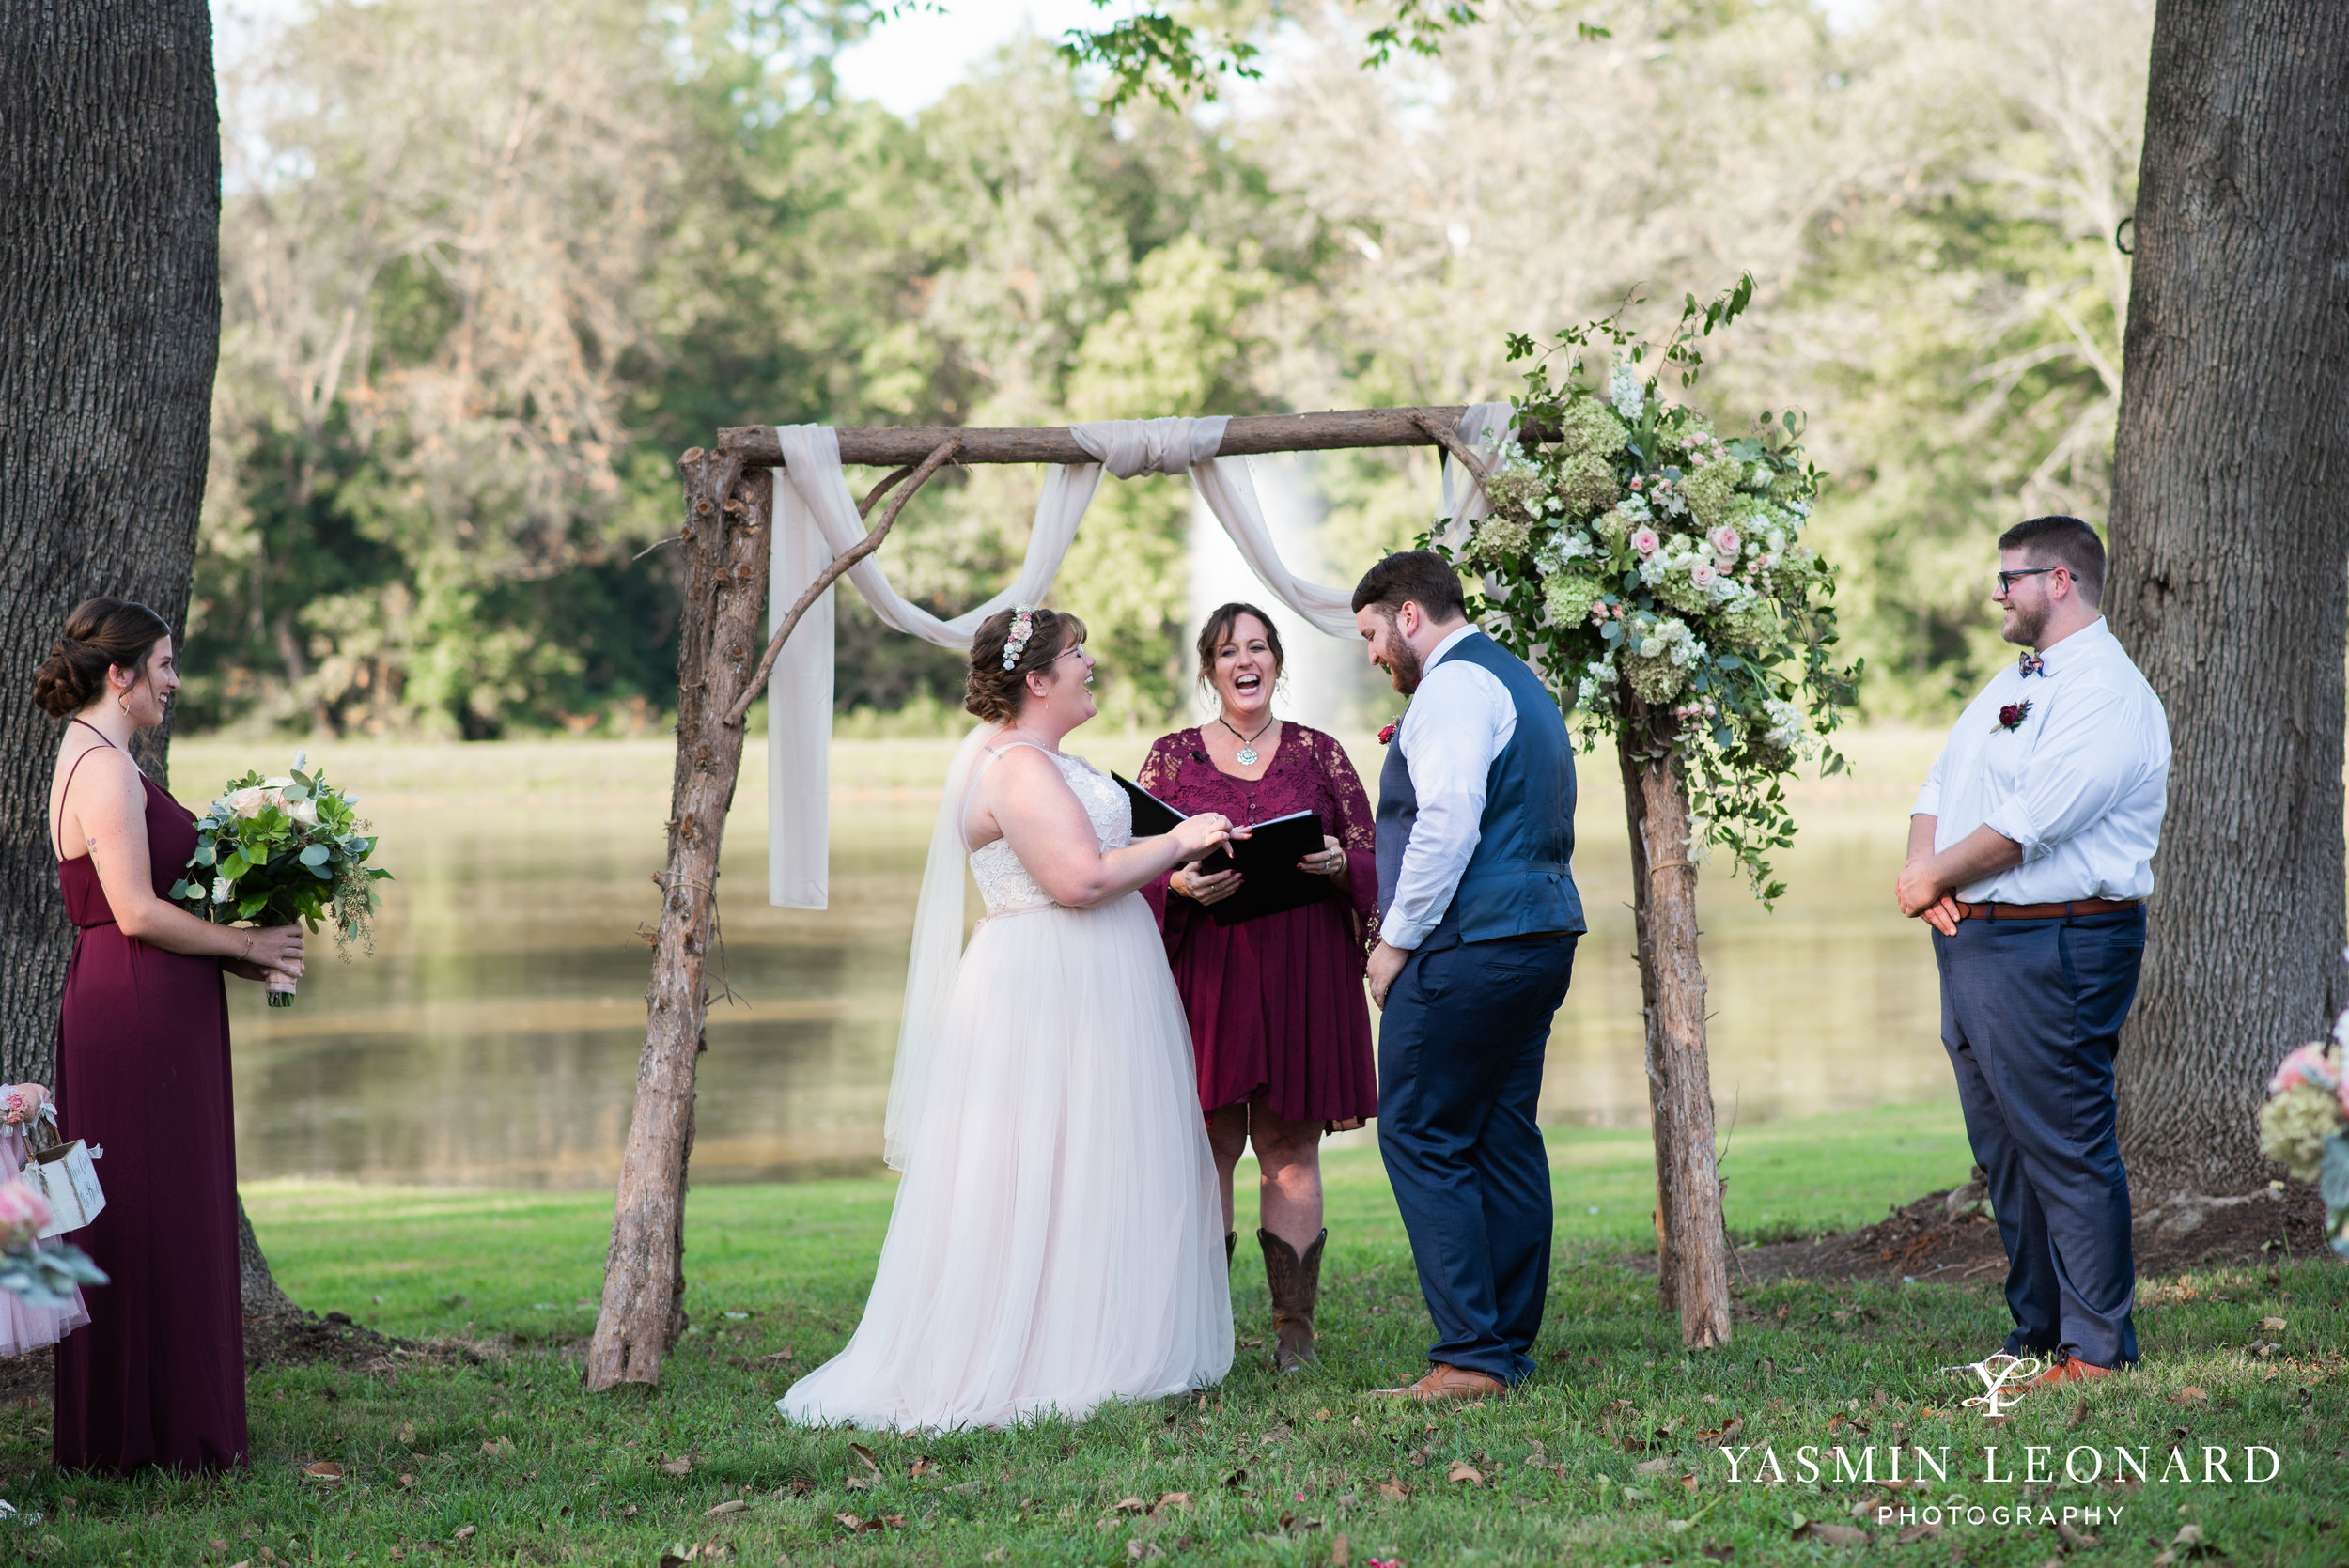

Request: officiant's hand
left=1298, top=834, right=1348, bottom=882
left=1171, top=865, right=1243, bottom=905
left=1366, top=940, right=1408, bottom=1009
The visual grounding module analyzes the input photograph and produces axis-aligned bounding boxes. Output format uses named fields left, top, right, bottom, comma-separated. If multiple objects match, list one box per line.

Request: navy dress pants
left=1377, top=933, right=1577, bottom=1384
left=1933, top=907, right=2145, bottom=1368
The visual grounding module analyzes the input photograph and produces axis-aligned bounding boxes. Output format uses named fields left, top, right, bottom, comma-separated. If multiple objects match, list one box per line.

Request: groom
left=1354, top=550, right=1584, bottom=1401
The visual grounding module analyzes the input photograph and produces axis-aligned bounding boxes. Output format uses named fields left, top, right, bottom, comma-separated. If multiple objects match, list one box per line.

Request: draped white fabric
left=1438, top=399, right=1517, bottom=547
left=763, top=409, right=1490, bottom=908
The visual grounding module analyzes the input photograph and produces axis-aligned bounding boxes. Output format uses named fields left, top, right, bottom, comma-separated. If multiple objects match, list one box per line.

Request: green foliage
left=1453, top=281, right=1859, bottom=902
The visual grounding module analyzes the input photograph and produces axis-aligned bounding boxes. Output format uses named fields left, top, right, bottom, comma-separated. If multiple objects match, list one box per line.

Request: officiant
left=1137, top=604, right=1379, bottom=1374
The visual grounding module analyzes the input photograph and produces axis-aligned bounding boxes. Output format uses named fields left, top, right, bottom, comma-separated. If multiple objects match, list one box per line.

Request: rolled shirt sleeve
left=1911, top=743, right=1947, bottom=819
left=1980, top=682, right=2141, bottom=862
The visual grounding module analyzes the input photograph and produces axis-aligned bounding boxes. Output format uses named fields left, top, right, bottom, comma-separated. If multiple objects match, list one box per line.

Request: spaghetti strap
left=52, top=721, right=122, bottom=862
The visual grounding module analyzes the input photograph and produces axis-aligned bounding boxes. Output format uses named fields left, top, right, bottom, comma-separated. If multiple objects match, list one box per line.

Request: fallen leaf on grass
left=453, top=1525, right=476, bottom=1545
left=983, top=1551, right=1009, bottom=1564
left=1633, top=1458, right=1674, bottom=1478
left=849, top=1441, right=882, bottom=1475
left=481, top=1437, right=514, bottom=1457
left=1377, top=1475, right=1408, bottom=1501
left=1699, top=1418, right=1744, bottom=1447
left=1702, top=1544, right=1734, bottom=1561
left=661, top=1456, right=693, bottom=1477
left=909, top=1455, right=934, bottom=1478
left=1259, top=1423, right=1292, bottom=1446
left=1153, top=1493, right=1191, bottom=1514
left=397, top=1421, right=418, bottom=1446
left=2174, top=1388, right=2207, bottom=1405
left=2262, top=1316, right=2286, bottom=1331
left=397, top=1473, right=415, bottom=1489
left=1332, top=1533, right=1351, bottom=1566
left=302, top=1461, right=344, bottom=1481
left=705, top=1499, right=748, bottom=1516
left=1792, top=1519, right=1869, bottom=1546
left=1897, top=1521, right=1943, bottom=1545
left=1222, top=1468, right=1249, bottom=1489
left=1447, top=1462, right=1485, bottom=1486
left=1115, top=1497, right=1151, bottom=1514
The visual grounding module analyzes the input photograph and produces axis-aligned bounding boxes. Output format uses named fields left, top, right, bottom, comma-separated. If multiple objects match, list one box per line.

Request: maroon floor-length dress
left=53, top=739, right=248, bottom=1472
left=1139, top=723, right=1379, bottom=1125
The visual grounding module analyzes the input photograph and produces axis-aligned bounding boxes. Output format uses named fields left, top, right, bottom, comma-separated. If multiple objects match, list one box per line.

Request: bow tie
left=2017, top=651, right=2046, bottom=678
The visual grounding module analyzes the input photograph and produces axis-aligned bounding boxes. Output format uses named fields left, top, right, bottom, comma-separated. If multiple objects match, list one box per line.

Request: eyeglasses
left=1995, top=567, right=2061, bottom=594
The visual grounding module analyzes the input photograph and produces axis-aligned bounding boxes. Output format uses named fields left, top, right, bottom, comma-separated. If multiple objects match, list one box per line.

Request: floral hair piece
left=1002, top=606, right=1037, bottom=671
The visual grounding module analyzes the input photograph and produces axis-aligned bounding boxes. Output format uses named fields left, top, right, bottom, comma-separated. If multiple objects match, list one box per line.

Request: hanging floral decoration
left=1432, top=275, right=1862, bottom=903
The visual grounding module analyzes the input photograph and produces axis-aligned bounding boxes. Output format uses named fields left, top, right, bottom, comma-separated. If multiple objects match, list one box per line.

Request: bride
left=777, top=606, right=1237, bottom=1430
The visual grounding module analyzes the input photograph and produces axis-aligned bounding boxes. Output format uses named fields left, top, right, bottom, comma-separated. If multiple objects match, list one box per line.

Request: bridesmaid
left=36, top=597, right=304, bottom=1472
left=1138, top=603, right=1378, bottom=1373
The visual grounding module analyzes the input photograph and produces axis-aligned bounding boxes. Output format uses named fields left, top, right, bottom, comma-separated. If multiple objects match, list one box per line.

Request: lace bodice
left=968, top=748, right=1134, bottom=915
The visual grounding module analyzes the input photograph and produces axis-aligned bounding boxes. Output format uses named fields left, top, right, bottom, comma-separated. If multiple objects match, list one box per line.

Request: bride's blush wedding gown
left=776, top=746, right=1233, bottom=1431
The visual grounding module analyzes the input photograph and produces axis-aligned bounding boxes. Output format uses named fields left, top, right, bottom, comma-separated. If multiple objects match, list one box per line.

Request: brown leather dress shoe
left=2028, top=1356, right=2113, bottom=1389
left=1371, top=1363, right=1509, bottom=1402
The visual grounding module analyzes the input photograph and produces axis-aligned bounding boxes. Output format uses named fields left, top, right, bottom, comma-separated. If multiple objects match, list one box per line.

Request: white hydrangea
left=1610, top=362, right=1644, bottom=422
left=1762, top=697, right=1808, bottom=753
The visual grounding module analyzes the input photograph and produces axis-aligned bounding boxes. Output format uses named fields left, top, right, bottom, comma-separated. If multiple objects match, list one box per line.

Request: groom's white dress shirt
left=1913, top=617, right=2170, bottom=904
left=1383, top=625, right=1517, bottom=951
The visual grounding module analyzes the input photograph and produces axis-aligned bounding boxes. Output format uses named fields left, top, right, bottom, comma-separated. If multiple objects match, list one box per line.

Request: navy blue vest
left=1375, top=630, right=1584, bottom=950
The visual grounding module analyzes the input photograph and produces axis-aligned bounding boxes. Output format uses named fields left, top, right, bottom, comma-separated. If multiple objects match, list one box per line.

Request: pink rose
left=2269, top=1041, right=2341, bottom=1096
left=1689, top=563, right=1718, bottom=591
left=1630, top=528, right=1660, bottom=555
left=1708, top=526, right=1741, bottom=558
left=0, top=1178, right=51, bottom=1247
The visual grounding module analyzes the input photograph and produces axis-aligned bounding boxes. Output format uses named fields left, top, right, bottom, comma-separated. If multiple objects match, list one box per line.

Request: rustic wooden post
left=584, top=450, right=769, bottom=1389
left=1617, top=714, right=1732, bottom=1349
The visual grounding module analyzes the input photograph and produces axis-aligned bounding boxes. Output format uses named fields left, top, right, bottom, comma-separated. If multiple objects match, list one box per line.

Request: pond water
left=173, top=726, right=1957, bottom=1188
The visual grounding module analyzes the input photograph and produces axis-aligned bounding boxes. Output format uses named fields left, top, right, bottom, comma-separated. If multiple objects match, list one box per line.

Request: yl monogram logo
left=1952, top=1354, right=2044, bottom=1418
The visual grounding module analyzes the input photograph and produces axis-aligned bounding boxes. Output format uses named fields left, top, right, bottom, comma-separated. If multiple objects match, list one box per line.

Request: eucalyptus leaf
left=299, top=843, right=331, bottom=867
left=193, top=845, right=217, bottom=867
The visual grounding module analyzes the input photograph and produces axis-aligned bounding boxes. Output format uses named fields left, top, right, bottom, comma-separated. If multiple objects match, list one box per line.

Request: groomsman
left=1354, top=551, right=1584, bottom=1401
left=1897, top=516, right=2170, bottom=1386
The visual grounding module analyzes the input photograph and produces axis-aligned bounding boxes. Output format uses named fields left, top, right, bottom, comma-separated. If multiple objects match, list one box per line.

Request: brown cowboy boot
left=1257, top=1228, right=1326, bottom=1373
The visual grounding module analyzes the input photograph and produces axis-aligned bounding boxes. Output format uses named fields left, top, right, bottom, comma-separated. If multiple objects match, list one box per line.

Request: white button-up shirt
left=1912, top=617, right=2170, bottom=904
left=1383, top=625, right=1518, bottom=950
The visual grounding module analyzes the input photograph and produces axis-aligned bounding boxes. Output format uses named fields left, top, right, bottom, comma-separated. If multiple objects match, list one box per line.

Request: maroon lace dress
left=53, top=732, right=247, bottom=1473
left=1139, top=723, right=1379, bottom=1125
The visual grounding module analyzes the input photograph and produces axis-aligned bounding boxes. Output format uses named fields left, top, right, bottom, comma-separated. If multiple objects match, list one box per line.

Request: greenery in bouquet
left=1436, top=275, right=1861, bottom=902
left=167, top=752, right=391, bottom=989
left=0, top=1180, right=106, bottom=1310
left=2257, top=1025, right=2349, bottom=1257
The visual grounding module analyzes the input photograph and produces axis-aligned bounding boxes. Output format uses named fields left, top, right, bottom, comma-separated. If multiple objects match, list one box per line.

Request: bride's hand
left=1173, top=865, right=1244, bottom=906
left=1170, top=812, right=1233, bottom=860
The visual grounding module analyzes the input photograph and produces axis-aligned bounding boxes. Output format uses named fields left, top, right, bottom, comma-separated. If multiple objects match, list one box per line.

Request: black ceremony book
left=1113, top=773, right=1333, bottom=927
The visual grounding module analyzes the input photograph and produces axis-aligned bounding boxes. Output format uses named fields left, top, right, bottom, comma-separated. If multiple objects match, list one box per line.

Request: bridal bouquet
left=2257, top=1017, right=2349, bottom=1257
left=1439, top=276, right=1860, bottom=901
left=168, top=751, right=391, bottom=1006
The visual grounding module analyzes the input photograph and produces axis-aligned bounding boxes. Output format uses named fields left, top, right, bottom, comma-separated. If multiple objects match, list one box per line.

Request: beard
left=1381, top=619, right=1425, bottom=693
left=2001, top=596, right=2050, bottom=648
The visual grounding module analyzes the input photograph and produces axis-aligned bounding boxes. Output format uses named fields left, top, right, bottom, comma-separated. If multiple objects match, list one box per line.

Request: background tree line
left=192, top=0, right=2150, bottom=738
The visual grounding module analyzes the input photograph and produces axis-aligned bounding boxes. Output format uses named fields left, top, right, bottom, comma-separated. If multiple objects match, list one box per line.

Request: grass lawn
left=5, top=1102, right=2343, bottom=1565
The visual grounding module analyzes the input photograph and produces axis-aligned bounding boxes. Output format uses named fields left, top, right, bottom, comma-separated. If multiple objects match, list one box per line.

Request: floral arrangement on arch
left=1434, top=275, right=1862, bottom=901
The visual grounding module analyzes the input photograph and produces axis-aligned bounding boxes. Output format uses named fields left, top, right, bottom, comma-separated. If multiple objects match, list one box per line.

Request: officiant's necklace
left=1219, top=713, right=1276, bottom=767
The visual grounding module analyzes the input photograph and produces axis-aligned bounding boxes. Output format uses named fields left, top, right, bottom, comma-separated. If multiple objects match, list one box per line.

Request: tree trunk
left=238, top=1195, right=301, bottom=1319
left=2107, top=0, right=2349, bottom=1203
left=583, top=454, right=770, bottom=1390
left=1617, top=730, right=1732, bottom=1348
left=0, top=0, right=220, bottom=1090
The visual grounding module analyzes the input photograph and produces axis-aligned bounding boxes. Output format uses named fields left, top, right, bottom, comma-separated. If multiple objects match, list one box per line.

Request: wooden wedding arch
left=582, top=406, right=1732, bottom=1392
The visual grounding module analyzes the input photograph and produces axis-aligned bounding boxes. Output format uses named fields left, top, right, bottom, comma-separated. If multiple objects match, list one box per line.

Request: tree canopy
left=192, top=0, right=2151, bottom=739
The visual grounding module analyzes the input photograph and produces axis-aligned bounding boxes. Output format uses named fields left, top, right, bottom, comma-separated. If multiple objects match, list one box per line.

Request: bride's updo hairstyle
left=32, top=596, right=173, bottom=719
left=965, top=606, right=1088, bottom=722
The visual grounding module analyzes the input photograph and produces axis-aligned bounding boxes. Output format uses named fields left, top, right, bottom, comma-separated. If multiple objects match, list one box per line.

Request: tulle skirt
left=0, top=1126, right=87, bottom=1358
left=778, top=893, right=1233, bottom=1431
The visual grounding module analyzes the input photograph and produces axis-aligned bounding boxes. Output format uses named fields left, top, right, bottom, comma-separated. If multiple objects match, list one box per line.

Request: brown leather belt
left=1954, top=898, right=2142, bottom=922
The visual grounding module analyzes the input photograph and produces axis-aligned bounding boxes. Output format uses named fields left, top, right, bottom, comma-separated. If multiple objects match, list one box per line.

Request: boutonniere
left=1377, top=719, right=1399, bottom=746
left=1996, top=700, right=2032, bottom=733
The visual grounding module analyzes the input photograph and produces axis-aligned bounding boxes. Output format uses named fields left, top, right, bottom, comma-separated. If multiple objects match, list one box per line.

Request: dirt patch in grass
left=1626, top=1177, right=2336, bottom=1287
